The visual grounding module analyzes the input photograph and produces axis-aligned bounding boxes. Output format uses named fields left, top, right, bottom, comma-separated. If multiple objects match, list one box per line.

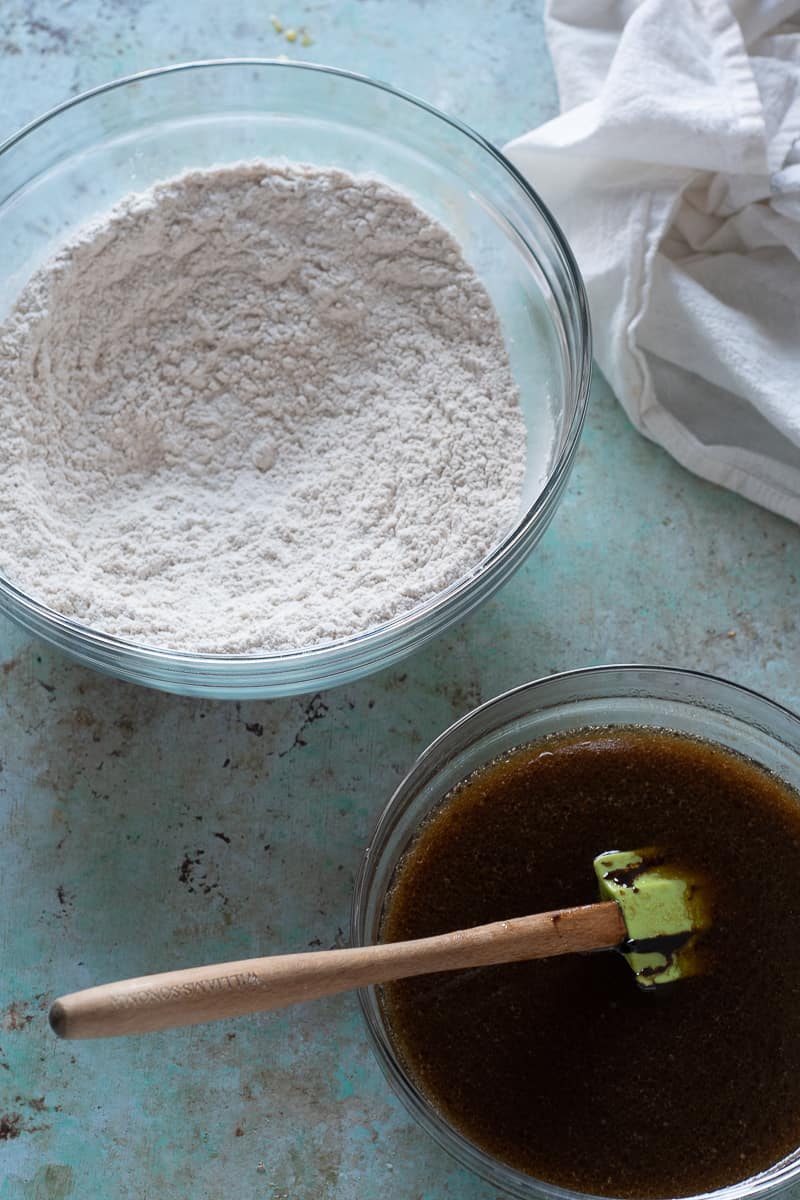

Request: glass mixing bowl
left=0, top=60, right=590, bottom=698
left=352, top=665, right=800, bottom=1200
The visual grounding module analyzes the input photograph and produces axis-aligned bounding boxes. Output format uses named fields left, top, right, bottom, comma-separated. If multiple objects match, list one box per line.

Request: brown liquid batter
left=380, top=727, right=800, bottom=1198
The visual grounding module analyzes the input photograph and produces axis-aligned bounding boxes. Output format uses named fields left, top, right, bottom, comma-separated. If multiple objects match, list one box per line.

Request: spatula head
left=594, top=850, right=710, bottom=988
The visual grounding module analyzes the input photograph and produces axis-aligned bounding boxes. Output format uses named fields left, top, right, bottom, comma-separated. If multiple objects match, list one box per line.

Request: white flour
left=0, top=162, right=532, bottom=653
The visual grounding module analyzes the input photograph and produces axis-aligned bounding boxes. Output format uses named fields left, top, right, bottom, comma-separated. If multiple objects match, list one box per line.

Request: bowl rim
left=0, top=57, right=591, bottom=667
left=352, top=663, right=800, bottom=1200
left=358, top=665, right=800, bottom=803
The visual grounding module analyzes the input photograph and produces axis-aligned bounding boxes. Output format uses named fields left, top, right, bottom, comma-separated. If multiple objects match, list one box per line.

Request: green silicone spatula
left=50, top=848, right=709, bottom=1040
left=593, top=849, right=709, bottom=987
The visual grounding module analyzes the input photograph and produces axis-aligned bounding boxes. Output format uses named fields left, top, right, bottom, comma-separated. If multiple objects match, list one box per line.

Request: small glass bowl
left=0, top=60, right=590, bottom=699
left=352, top=665, right=800, bottom=1200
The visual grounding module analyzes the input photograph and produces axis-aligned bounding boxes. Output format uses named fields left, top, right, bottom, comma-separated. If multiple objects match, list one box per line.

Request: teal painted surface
left=1, top=3, right=799, bottom=1198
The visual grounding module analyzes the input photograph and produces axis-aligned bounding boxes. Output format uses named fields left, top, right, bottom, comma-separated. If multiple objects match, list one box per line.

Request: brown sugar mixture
left=380, top=727, right=800, bottom=1198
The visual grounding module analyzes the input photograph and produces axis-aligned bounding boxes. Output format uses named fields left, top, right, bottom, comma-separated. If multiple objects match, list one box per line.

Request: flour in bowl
left=0, top=162, right=533, bottom=653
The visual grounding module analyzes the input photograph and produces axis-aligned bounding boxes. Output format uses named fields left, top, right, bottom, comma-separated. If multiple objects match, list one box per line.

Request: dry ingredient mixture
left=381, top=726, right=800, bottom=1199
left=0, top=162, right=532, bottom=653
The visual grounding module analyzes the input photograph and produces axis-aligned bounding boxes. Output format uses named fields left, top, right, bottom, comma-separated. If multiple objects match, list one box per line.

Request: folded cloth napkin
left=504, top=0, right=800, bottom=523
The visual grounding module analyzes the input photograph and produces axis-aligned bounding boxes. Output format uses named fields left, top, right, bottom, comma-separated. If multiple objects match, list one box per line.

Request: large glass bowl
left=0, top=60, right=590, bottom=699
left=352, top=665, right=800, bottom=1200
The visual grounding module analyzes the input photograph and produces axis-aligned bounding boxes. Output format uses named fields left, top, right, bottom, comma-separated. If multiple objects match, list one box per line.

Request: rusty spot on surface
left=234, top=1125, right=244, bottom=1137
left=178, top=850, right=225, bottom=902
left=178, top=855, right=196, bottom=885
left=245, top=721, right=264, bottom=737
left=0, top=1113, right=22, bottom=1140
left=3, top=1002, right=34, bottom=1031
left=278, top=694, right=329, bottom=756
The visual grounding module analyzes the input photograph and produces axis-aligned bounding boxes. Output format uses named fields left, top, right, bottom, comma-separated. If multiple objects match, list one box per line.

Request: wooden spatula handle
left=50, top=900, right=625, bottom=1039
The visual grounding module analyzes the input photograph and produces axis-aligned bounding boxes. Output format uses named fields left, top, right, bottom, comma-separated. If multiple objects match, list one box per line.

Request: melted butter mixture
left=380, top=727, right=800, bottom=1198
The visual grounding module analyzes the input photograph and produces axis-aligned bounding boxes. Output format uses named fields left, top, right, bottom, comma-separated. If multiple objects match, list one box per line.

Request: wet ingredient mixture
left=0, top=162, right=532, bottom=653
left=381, top=727, right=800, bottom=1198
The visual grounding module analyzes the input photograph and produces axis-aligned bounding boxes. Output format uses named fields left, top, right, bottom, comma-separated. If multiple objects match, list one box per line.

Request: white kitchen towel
left=504, top=0, right=800, bottom=523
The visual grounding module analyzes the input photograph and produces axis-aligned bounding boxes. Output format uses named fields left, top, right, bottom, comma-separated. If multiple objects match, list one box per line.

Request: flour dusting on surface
left=0, top=162, right=533, bottom=653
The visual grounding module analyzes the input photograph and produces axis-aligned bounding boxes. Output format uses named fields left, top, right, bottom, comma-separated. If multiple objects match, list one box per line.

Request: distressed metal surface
left=1, top=3, right=799, bottom=1197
